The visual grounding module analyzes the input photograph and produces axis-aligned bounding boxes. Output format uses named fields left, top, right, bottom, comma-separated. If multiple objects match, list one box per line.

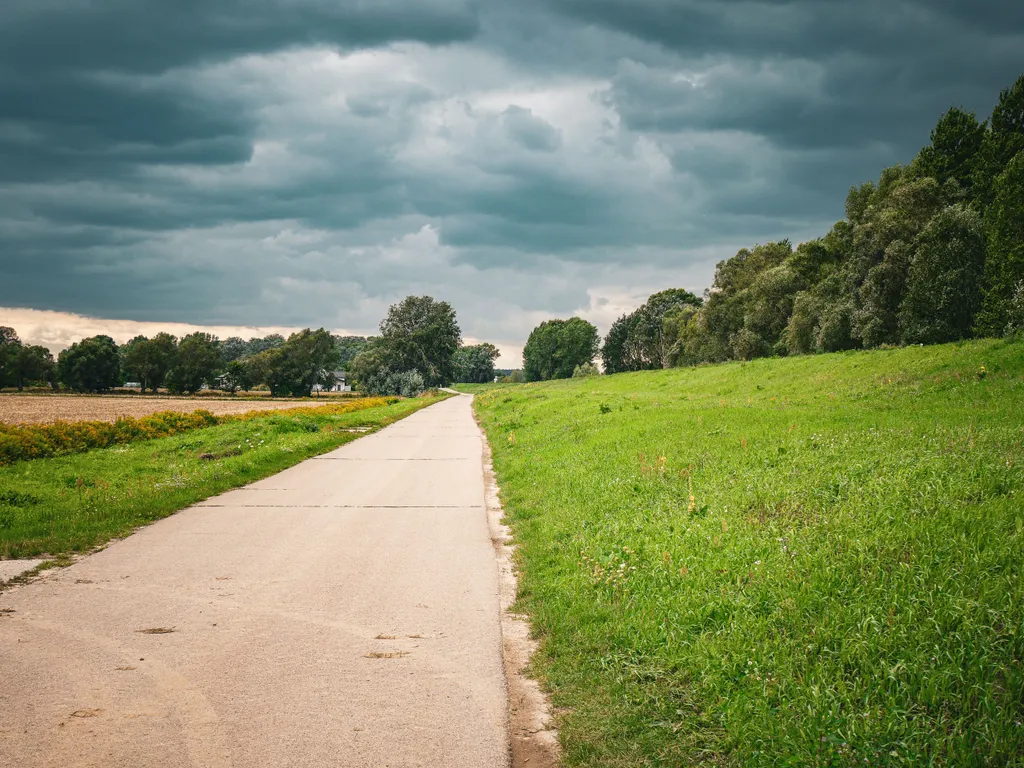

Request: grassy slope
left=468, top=339, right=1024, bottom=767
left=0, top=395, right=447, bottom=560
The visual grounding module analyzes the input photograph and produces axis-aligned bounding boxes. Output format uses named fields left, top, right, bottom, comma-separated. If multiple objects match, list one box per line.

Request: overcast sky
left=1, top=1, right=1022, bottom=365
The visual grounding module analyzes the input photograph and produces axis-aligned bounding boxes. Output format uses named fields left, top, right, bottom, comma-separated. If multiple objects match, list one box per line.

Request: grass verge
left=467, top=338, right=1024, bottom=767
left=0, top=393, right=448, bottom=560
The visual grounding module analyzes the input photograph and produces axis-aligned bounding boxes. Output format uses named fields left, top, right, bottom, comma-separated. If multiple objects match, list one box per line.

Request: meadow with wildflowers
left=465, top=337, right=1024, bottom=767
left=0, top=394, right=446, bottom=561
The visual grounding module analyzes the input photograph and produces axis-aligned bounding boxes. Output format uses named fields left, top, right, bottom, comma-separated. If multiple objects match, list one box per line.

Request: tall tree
left=899, top=204, right=987, bottom=344
left=916, top=107, right=986, bottom=195
left=0, top=326, right=20, bottom=389
left=219, top=336, right=249, bottom=363
left=524, top=318, right=599, bottom=381
left=58, top=336, right=120, bottom=393
left=375, top=296, right=461, bottom=387
left=333, top=336, right=369, bottom=370
left=279, top=328, right=341, bottom=397
left=976, top=151, right=1024, bottom=335
left=123, top=333, right=177, bottom=393
left=11, top=345, right=55, bottom=391
left=454, top=343, right=501, bottom=383
left=974, top=75, right=1024, bottom=209
left=166, top=333, right=220, bottom=394
left=601, top=314, right=634, bottom=374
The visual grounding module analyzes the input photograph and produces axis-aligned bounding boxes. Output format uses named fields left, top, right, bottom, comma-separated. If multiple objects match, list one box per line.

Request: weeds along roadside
left=467, top=338, right=1024, bottom=767
left=0, top=396, right=400, bottom=466
left=0, top=393, right=450, bottom=562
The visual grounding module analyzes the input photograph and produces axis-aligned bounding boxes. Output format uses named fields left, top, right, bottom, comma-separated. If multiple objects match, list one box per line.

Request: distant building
left=313, top=371, right=351, bottom=393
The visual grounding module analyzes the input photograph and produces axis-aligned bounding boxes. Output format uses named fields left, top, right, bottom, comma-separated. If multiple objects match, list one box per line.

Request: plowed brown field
left=0, top=395, right=342, bottom=425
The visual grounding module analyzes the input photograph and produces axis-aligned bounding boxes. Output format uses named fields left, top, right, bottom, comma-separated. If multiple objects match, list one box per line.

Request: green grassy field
left=0, top=394, right=447, bottom=562
left=466, top=339, right=1024, bottom=767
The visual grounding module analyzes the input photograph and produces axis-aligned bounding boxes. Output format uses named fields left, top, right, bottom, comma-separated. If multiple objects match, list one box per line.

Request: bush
left=572, top=362, right=600, bottom=378
left=362, top=370, right=425, bottom=398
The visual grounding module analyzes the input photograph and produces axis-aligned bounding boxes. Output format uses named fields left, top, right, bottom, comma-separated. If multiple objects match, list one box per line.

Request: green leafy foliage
left=350, top=296, right=461, bottom=388
left=57, top=335, right=120, bottom=393
left=624, top=73, right=1024, bottom=367
left=122, top=332, right=177, bottom=392
left=454, top=343, right=501, bottom=383
left=977, top=151, right=1024, bottom=335
left=524, top=317, right=600, bottom=381
left=602, top=289, right=702, bottom=372
left=166, top=332, right=221, bottom=394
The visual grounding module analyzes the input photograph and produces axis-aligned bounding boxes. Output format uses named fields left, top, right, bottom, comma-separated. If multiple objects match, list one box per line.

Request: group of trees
left=604, top=73, right=1024, bottom=369
left=3, top=296, right=506, bottom=396
left=0, top=328, right=348, bottom=395
left=349, top=296, right=500, bottom=394
left=0, top=327, right=56, bottom=391
left=602, top=289, right=703, bottom=373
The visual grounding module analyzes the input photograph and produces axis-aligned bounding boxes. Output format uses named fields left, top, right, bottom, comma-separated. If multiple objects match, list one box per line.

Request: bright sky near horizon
left=1, top=1, right=1022, bottom=367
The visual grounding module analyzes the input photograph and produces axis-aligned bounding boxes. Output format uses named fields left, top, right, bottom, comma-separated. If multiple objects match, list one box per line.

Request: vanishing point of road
left=0, top=395, right=510, bottom=767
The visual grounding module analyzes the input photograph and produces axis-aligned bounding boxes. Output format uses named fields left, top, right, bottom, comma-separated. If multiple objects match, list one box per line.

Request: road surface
left=0, top=394, right=510, bottom=768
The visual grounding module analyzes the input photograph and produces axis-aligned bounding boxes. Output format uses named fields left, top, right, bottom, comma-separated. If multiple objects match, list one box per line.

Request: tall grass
left=468, top=338, right=1024, bottom=767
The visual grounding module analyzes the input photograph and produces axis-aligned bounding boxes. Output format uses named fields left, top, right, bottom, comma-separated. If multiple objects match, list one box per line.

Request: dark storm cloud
left=0, top=0, right=1022, bottom=344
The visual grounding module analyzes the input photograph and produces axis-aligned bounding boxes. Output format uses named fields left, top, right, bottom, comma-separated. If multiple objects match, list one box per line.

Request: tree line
left=0, top=328, right=346, bottom=396
left=0, top=296, right=503, bottom=395
left=597, top=73, right=1024, bottom=373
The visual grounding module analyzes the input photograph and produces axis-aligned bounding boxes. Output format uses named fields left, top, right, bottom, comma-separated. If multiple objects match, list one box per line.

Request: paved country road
left=0, top=395, right=510, bottom=768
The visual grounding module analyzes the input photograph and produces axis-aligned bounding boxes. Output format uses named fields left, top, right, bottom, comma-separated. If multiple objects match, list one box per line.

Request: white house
left=313, top=371, right=351, bottom=393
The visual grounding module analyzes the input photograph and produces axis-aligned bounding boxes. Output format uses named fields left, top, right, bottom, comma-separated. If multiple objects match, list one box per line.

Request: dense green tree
left=602, top=289, right=704, bottom=373
left=219, top=337, right=249, bottom=363
left=974, top=75, right=1024, bottom=209
left=58, top=335, right=120, bottom=393
left=279, top=328, right=341, bottom=397
left=899, top=205, right=987, bottom=344
left=523, top=318, right=599, bottom=381
left=976, top=152, right=1024, bottom=335
left=354, top=296, right=461, bottom=387
left=0, top=326, right=20, bottom=389
left=242, top=329, right=339, bottom=397
left=166, top=333, right=220, bottom=394
left=10, top=345, right=55, bottom=391
left=629, top=289, right=703, bottom=369
left=601, top=314, right=633, bottom=374
left=380, top=296, right=461, bottom=386
left=662, top=304, right=701, bottom=366
left=743, top=266, right=806, bottom=354
left=454, top=343, right=501, bottom=383
left=245, top=349, right=284, bottom=396
left=347, top=339, right=389, bottom=392
left=333, top=336, right=369, bottom=370
left=915, top=107, right=986, bottom=195
left=220, top=359, right=255, bottom=393
left=245, top=334, right=286, bottom=357
left=123, top=332, right=177, bottom=393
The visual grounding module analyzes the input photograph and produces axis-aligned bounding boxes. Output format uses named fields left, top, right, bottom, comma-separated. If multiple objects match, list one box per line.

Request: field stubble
left=0, top=394, right=346, bottom=425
